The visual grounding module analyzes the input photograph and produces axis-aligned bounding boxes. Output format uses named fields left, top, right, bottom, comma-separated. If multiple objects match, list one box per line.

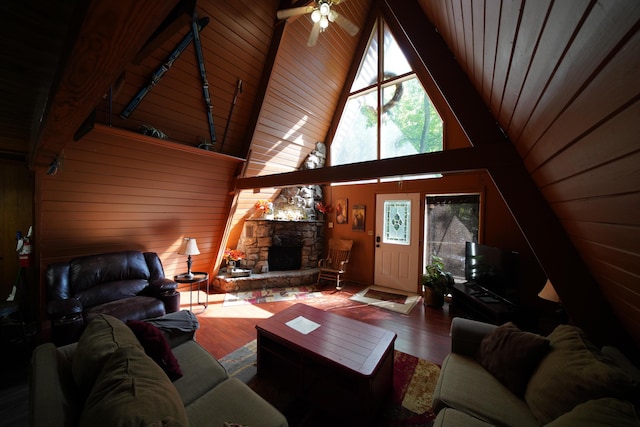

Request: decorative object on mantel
left=254, top=200, right=274, bottom=219
left=177, top=237, right=200, bottom=278
left=315, top=201, right=332, bottom=220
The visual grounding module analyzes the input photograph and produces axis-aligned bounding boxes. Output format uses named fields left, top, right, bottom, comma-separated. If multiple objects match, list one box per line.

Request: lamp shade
left=178, top=238, right=200, bottom=256
left=538, top=279, right=561, bottom=303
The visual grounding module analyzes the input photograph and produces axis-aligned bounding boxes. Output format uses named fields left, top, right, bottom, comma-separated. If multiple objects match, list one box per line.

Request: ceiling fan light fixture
left=328, top=10, right=338, bottom=22
left=311, top=9, right=321, bottom=23
left=320, top=15, right=329, bottom=29
left=319, top=2, right=331, bottom=16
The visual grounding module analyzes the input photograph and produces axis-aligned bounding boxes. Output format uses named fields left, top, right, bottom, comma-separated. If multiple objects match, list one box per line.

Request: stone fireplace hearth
left=211, top=219, right=325, bottom=293
left=236, top=219, right=324, bottom=273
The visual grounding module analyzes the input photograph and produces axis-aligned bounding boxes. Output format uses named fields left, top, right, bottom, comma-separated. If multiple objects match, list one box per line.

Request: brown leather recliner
left=45, top=250, right=179, bottom=345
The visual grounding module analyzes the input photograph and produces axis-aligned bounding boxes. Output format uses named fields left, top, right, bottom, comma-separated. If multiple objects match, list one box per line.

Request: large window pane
left=381, top=78, right=443, bottom=159
left=383, top=23, right=411, bottom=77
left=425, top=195, right=480, bottom=279
left=331, top=17, right=444, bottom=168
left=331, top=92, right=378, bottom=166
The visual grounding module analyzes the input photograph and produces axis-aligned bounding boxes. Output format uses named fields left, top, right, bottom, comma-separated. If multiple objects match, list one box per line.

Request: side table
left=174, top=272, right=209, bottom=311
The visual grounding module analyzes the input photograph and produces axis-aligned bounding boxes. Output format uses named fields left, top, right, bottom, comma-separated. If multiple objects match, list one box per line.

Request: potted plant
left=422, top=255, right=454, bottom=308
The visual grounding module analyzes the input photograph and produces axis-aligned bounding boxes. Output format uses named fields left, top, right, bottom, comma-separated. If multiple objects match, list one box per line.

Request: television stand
left=451, top=282, right=521, bottom=325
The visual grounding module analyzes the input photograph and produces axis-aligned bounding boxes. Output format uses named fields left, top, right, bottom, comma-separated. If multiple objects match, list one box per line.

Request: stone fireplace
left=237, top=219, right=324, bottom=273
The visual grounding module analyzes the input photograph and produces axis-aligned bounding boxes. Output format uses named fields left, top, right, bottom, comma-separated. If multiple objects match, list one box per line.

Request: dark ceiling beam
left=236, top=145, right=507, bottom=189
left=30, top=0, right=180, bottom=169
left=132, top=0, right=196, bottom=64
left=383, top=0, right=631, bottom=352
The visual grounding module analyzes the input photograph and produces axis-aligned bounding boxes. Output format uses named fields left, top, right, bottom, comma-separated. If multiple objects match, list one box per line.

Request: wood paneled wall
left=34, top=125, right=240, bottom=317
left=0, top=160, right=33, bottom=300
left=95, top=0, right=280, bottom=159
left=421, top=1, right=640, bottom=345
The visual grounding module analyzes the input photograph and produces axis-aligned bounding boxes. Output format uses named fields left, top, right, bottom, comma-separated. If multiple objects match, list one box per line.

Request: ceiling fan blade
left=332, top=12, right=359, bottom=36
left=307, top=22, right=321, bottom=47
left=276, top=5, right=315, bottom=20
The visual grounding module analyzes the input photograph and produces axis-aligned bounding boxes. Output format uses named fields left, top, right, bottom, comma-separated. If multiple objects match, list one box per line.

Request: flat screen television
left=464, top=242, right=519, bottom=303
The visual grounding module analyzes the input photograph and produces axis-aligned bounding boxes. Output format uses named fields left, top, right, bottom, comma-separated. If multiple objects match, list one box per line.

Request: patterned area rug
left=350, top=285, right=422, bottom=315
left=219, top=340, right=440, bottom=426
left=222, top=286, right=322, bottom=307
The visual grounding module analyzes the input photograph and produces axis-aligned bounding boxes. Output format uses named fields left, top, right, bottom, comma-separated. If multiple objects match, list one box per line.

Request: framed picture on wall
left=336, top=198, right=348, bottom=224
left=352, top=205, right=365, bottom=232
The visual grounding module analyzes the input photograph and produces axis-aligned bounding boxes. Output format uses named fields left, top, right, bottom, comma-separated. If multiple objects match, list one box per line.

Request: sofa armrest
left=47, top=298, right=82, bottom=319
left=148, top=277, right=178, bottom=295
left=450, top=317, right=498, bottom=357
left=29, top=343, right=81, bottom=427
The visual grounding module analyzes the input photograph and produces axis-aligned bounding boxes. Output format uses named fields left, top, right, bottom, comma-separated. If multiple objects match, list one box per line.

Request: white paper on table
left=285, top=316, right=321, bottom=335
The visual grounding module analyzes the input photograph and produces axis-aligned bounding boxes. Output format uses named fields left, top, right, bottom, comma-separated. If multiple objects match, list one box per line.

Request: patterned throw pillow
left=127, top=319, right=183, bottom=381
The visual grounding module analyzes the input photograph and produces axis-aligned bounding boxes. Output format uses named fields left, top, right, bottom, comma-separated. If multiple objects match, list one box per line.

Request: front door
left=374, top=193, right=420, bottom=293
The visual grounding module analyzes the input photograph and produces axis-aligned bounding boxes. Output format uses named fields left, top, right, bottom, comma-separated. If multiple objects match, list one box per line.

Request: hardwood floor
left=191, top=282, right=453, bottom=365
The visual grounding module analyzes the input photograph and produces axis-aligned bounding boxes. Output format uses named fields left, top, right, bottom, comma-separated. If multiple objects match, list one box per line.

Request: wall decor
left=336, top=198, right=348, bottom=224
left=352, top=205, right=365, bottom=232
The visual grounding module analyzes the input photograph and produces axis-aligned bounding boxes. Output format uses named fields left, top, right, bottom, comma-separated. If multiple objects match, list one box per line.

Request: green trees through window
left=331, top=18, right=444, bottom=167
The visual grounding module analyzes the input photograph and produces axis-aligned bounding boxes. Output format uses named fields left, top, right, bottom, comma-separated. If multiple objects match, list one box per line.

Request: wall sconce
left=177, top=237, right=200, bottom=278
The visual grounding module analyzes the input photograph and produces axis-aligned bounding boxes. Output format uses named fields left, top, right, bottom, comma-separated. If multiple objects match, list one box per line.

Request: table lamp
left=178, top=237, right=200, bottom=278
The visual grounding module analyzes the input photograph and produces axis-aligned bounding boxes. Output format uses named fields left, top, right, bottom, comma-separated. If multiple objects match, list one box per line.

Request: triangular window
left=331, top=18, right=444, bottom=167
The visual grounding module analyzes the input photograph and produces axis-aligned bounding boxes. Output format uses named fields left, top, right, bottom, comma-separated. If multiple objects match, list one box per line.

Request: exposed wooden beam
left=383, top=0, right=632, bottom=352
left=236, top=145, right=507, bottom=190
left=30, top=0, right=180, bottom=169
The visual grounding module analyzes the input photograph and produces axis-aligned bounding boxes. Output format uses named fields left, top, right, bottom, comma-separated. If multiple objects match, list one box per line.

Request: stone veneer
left=211, top=219, right=325, bottom=292
left=236, top=218, right=325, bottom=272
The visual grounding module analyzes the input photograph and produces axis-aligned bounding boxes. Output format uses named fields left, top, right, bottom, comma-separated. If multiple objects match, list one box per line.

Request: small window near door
left=383, top=200, right=411, bottom=245
left=425, top=195, right=480, bottom=279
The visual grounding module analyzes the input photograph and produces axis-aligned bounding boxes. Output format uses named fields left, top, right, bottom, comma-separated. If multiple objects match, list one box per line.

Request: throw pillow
left=127, top=319, right=183, bottom=381
left=79, top=345, right=189, bottom=427
left=476, top=322, right=550, bottom=396
left=72, top=314, right=142, bottom=394
left=525, top=324, right=639, bottom=425
left=545, top=398, right=640, bottom=427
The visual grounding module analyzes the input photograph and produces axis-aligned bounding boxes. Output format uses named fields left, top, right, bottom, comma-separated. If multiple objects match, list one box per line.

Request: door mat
left=350, top=285, right=421, bottom=315
left=219, top=340, right=439, bottom=426
left=223, top=286, right=322, bottom=307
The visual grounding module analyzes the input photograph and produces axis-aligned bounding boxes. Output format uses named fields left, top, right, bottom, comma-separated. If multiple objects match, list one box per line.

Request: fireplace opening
left=268, top=246, right=302, bottom=271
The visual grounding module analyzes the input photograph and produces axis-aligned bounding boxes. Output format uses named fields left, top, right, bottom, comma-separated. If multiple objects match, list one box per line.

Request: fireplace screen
left=268, top=246, right=302, bottom=271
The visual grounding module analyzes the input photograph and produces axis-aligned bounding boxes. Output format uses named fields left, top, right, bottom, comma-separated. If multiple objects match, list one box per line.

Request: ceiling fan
left=276, top=0, right=360, bottom=47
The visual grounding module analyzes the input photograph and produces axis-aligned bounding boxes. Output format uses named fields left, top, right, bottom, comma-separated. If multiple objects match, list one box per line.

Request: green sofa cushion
left=525, top=325, right=638, bottom=424
left=72, top=314, right=142, bottom=393
left=79, top=345, right=189, bottom=427
left=545, top=398, right=640, bottom=427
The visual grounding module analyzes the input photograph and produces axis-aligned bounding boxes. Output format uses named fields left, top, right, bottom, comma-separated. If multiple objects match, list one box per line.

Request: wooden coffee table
left=255, top=303, right=397, bottom=423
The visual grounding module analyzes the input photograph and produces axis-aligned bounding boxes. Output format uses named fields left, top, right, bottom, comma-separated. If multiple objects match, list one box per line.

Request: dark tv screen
left=465, top=242, right=519, bottom=303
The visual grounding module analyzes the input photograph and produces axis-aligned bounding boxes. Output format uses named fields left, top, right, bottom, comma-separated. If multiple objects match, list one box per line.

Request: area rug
left=349, top=285, right=422, bottom=315
left=219, top=340, right=440, bottom=426
left=222, top=286, right=322, bottom=307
